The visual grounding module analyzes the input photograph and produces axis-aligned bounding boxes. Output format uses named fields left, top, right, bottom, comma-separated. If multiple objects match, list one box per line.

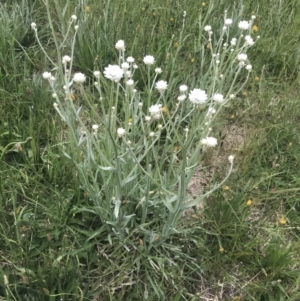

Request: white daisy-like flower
left=204, top=25, right=212, bottom=32
left=145, top=116, right=151, bottom=122
left=149, top=132, right=155, bottom=137
left=155, top=67, right=162, bottom=74
left=62, top=55, right=72, bottom=64
left=177, top=95, right=186, bottom=102
left=230, top=38, right=237, bottom=46
left=149, top=104, right=162, bottom=119
left=238, top=20, right=249, bottom=30
left=155, top=80, right=168, bottom=92
left=93, top=71, right=101, bottom=78
left=71, top=15, right=77, bottom=21
left=126, top=79, right=134, bottom=86
left=213, top=93, right=224, bottom=103
left=74, top=25, right=79, bottom=31
left=228, top=155, right=234, bottom=163
left=115, top=40, right=125, bottom=51
left=73, top=72, right=86, bottom=83
left=31, top=22, right=37, bottom=30
left=201, top=137, right=218, bottom=147
left=225, top=18, right=233, bottom=25
left=245, top=64, right=252, bottom=71
left=121, top=62, right=130, bottom=70
left=104, top=65, right=124, bottom=82
left=179, top=85, right=188, bottom=93
left=245, top=35, right=254, bottom=46
left=126, top=56, right=135, bottom=63
left=42, top=71, right=52, bottom=79
left=189, top=88, right=207, bottom=105
left=117, top=127, right=126, bottom=137
left=237, top=53, right=248, bottom=62
left=143, top=55, right=155, bottom=65
left=92, top=124, right=99, bottom=131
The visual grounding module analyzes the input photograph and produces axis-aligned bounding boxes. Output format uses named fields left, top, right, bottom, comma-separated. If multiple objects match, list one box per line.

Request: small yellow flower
left=230, top=114, right=235, bottom=119
left=279, top=217, right=286, bottom=225
left=174, top=42, right=179, bottom=48
left=219, top=247, right=224, bottom=253
left=191, top=58, right=195, bottom=63
left=202, top=2, right=206, bottom=6
left=141, top=7, right=145, bottom=11
left=246, top=199, right=252, bottom=206
left=85, top=6, right=90, bottom=13
left=242, top=91, right=247, bottom=96
left=70, top=93, right=76, bottom=101
left=170, top=17, right=174, bottom=22
left=252, top=25, right=259, bottom=32
left=288, top=142, right=292, bottom=146
left=223, top=186, right=230, bottom=191
left=128, top=118, right=132, bottom=123
left=161, top=106, right=168, bottom=114
left=254, top=76, right=259, bottom=81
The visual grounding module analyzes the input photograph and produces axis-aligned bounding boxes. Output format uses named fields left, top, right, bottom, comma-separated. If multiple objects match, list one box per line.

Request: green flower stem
left=45, top=0, right=63, bottom=79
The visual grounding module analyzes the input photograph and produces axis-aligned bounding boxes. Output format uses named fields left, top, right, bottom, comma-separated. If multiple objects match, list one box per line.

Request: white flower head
left=201, top=137, right=217, bottom=147
left=245, top=35, right=254, bottom=46
left=115, top=40, right=125, bottom=51
left=155, top=67, right=162, bottom=74
left=230, top=38, right=237, bottom=46
left=237, top=53, right=248, bottom=62
left=238, top=20, right=250, bottom=30
left=92, top=124, right=99, bottom=131
left=245, top=64, right=252, bottom=71
left=117, top=127, right=126, bottom=137
left=225, top=18, right=233, bottom=25
left=31, top=22, right=37, bottom=30
left=104, top=64, right=124, bottom=82
left=93, top=71, right=101, bottom=78
left=62, top=55, right=72, bottom=64
left=73, top=72, right=86, bottom=83
left=126, top=79, right=134, bottom=86
left=74, top=25, right=79, bottom=31
left=71, top=15, right=77, bottom=21
left=126, top=56, right=135, bottom=63
left=149, top=132, right=155, bottom=137
left=177, top=95, right=186, bottom=102
left=149, top=104, right=162, bottom=119
left=213, top=93, right=224, bottom=103
left=228, top=155, right=234, bottom=163
left=143, top=55, right=155, bottom=66
left=121, top=62, right=130, bottom=70
left=145, top=116, right=151, bottom=122
left=189, top=88, right=207, bottom=105
left=179, top=85, right=188, bottom=93
left=42, top=71, right=52, bottom=79
left=204, top=25, right=212, bottom=32
left=155, top=80, right=168, bottom=92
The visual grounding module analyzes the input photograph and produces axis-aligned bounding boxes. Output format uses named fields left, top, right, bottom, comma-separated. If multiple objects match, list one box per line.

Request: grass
left=1, top=0, right=300, bottom=300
